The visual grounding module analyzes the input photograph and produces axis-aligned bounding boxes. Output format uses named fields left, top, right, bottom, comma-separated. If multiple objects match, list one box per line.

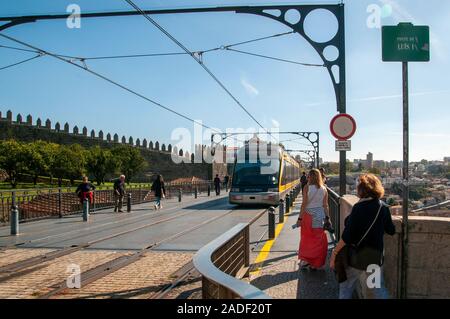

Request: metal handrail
left=326, top=186, right=341, bottom=239
left=193, top=223, right=271, bottom=299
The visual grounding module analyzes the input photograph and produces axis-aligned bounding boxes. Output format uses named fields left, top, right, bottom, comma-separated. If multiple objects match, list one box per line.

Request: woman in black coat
left=330, top=173, right=396, bottom=299
left=151, top=175, right=166, bottom=210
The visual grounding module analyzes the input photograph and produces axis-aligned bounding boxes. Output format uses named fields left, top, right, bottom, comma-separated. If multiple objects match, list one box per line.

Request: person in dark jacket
left=330, top=173, right=396, bottom=299
left=214, top=174, right=221, bottom=196
left=76, top=176, right=96, bottom=208
left=151, top=174, right=166, bottom=210
left=300, top=171, right=308, bottom=192
left=113, top=175, right=126, bottom=212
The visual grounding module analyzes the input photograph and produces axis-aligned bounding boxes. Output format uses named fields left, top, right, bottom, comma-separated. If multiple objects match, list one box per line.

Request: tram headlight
left=267, top=188, right=278, bottom=192
left=230, top=188, right=239, bottom=192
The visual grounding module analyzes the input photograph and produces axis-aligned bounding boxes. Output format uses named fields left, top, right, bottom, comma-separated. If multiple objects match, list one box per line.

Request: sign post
left=330, top=113, right=356, bottom=195
left=382, top=22, right=430, bottom=299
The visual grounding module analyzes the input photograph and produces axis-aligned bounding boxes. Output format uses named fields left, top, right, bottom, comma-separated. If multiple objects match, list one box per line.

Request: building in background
left=366, top=152, right=373, bottom=169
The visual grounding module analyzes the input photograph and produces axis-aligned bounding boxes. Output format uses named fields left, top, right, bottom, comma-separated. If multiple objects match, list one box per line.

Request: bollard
left=207, top=185, right=211, bottom=197
left=10, top=205, right=19, bottom=235
left=195, top=187, right=198, bottom=199
left=127, top=193, right=132, bottom=212
left=178, top=189, right=182, bottom=202
left=279, top=200, right=285, bottom=223
left=285, top=194, right=290, bottom=213
left=290, top=191, right=295, bottom=207
left=226, top=183, right=228, bottom=193
left=82, top=198, right=89, bottom=222
left=268, top=207, right=275, bottom=240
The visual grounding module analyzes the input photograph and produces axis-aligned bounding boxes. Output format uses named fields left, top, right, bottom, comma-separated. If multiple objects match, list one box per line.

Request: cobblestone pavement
left=0, top=248, right=55, bottom=267
left=53, top=251, right=194, bottom=299
left=0, top=248, right=194, bottom=299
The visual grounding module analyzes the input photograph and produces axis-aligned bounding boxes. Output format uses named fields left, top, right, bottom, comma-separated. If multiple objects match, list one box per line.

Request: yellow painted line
left=249, top=197, right=301, bottom=277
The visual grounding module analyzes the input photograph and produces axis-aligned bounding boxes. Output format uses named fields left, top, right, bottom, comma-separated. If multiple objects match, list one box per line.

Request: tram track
left=0, top=198, right=230, bottom=281
left=37, top=206, right=242, bottom=299
left=0, top=195, right=212, bottom=250
left=147, top=208, right=269, bottom=299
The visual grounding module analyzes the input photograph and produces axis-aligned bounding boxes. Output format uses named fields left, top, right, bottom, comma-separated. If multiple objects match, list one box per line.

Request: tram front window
left=232, top=161, right=279, bottom=187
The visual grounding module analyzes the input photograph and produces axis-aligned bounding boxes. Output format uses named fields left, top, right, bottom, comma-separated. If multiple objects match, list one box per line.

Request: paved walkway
left=249, top=196, right=339, bottom=299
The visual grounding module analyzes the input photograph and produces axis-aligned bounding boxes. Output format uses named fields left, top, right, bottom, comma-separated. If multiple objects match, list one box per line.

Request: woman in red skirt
left=297, top=169, right=331, bottom=270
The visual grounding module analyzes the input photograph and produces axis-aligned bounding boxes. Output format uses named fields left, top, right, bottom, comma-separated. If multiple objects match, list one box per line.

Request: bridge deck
left=0, top=193, right=270, bottom=299
left=249, top=196, right=339, bottom=299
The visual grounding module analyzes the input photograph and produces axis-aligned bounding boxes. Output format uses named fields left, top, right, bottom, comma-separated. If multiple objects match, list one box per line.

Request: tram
left=229, top=141, right=301, bottom=205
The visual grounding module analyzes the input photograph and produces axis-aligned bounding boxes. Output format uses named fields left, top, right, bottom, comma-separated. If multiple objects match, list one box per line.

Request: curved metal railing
left=193, top=223, right=271, bottom=299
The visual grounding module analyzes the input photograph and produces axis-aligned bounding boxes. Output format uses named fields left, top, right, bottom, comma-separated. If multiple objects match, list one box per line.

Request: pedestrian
left=223, top=175, right=230, bottom=191
left=297, top=169, right=331, bottom=270
left=76, top=176, right=96, bottom=211
left=214, top=174, right=221, bottom=196
left=300, top=171, right=308, bottom=192
left=151, top=174, right=166, bottom=210
left=319, top=167, right=327, bottom=185
left=113, top=175, right=126, bottom=213
left=330, top=173, right=396, bottom=299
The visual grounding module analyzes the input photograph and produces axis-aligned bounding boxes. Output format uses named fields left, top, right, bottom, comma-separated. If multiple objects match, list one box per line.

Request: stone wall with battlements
left=0, top=110, right=215, bottom=181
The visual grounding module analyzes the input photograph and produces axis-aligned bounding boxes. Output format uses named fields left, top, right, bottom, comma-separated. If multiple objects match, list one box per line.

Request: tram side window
left=282, top=160, right=296, bottom=185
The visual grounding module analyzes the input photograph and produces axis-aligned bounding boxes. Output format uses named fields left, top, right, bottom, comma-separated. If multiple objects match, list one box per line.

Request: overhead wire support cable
left=0, top=53, right=43, bottom=71
left=0, top=32, right=249, bottom=146
left=0, top=32, right=209, bottom=130
left=226, top=48, right=325, bottom=67
left=123, top=0, right=278, bottom=143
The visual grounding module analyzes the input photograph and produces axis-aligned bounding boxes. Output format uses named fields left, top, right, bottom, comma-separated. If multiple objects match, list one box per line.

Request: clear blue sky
left=0, top=0, right=449, bottom=162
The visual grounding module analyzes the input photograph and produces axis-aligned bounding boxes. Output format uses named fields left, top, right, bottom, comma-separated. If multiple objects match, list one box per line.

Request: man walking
left=113, top=175, right=126, bottom=213
left=214, top=174, right=221, bottom=196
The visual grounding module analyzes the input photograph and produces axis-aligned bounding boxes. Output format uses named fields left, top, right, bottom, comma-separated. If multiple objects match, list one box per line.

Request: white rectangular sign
left=335, top=140, right=351, bottom=151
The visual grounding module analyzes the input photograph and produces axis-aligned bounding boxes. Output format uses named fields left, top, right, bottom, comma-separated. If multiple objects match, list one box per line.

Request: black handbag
left=334, top=201, right=384, bottom=281
left=347, top=202, right=384, bottom=270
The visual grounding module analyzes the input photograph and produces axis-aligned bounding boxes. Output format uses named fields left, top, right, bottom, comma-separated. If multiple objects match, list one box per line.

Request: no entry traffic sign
left=330, top=113, right=356, bottom=140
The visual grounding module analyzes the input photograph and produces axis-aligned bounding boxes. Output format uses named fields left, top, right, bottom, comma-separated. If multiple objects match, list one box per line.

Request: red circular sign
left=330, top=113, right=356, bottom=140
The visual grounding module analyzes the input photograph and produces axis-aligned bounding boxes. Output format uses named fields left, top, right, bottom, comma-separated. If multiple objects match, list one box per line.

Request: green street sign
left=382, top=23, right=430, bottom=62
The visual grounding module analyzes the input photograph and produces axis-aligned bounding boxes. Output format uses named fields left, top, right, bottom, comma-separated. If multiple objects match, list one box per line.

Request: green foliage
left=0, top=140, right=29, bottom=187
left=368, top=167, right=381, bottom=175
left=86, top=146, right=117, bottom=185
left=0, top=140, right=148, bottom=187
left=111, top=145, right=146, bottom=183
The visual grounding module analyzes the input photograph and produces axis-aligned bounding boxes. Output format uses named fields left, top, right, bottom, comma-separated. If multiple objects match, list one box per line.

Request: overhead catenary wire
left=123, top=0, right=278, bottom=143
left=226, top=48, right=325, bottom=67
left=0, top=53, right=43, bottom=70
left=0, top=32, right=249, bottom=146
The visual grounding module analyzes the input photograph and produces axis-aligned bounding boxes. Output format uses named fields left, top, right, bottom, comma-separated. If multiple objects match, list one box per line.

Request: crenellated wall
left=0, top=110, right=213, bottom=181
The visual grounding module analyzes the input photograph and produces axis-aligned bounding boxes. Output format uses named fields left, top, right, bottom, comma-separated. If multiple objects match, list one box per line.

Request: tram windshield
left=232, top=159, right=280, bottom=187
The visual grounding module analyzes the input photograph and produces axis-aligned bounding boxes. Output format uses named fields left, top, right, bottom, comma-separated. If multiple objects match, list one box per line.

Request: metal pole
left=285, top=194, right=290, bottom=214
left=58, top=187, right=62, bottom=218
left=10, top=205, right=19, bottom=235
left=338, top=3, right=347, bottom=197
left=279, top=200, right=285, bottom=223
left=127, top=193, right=132, bottom=212
left=82, top=198, right=89, bottom=222
left=400, top=61, right=409, bottom=299
left=178, top=189, right=182, bottom=202
left=268, top=207, right=275, bottom=239
left=195, top=187, right=198, bottom=199
left=317, top=132, right=320, bottom=168
left=207, top=184, right=211, bottom=197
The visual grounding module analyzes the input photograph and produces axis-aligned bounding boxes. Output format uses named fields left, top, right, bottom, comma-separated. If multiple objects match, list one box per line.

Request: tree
left=111, top=145, right=146, bottom=183
left=86, top=146, right=117, bottom=185
left=0, top=140, right=29, bottom=188
left=368, top=167, right=381, bottom=175
left=51, top=144, right=86, bottom=185
left=24, top=141, right=54, bottom=185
